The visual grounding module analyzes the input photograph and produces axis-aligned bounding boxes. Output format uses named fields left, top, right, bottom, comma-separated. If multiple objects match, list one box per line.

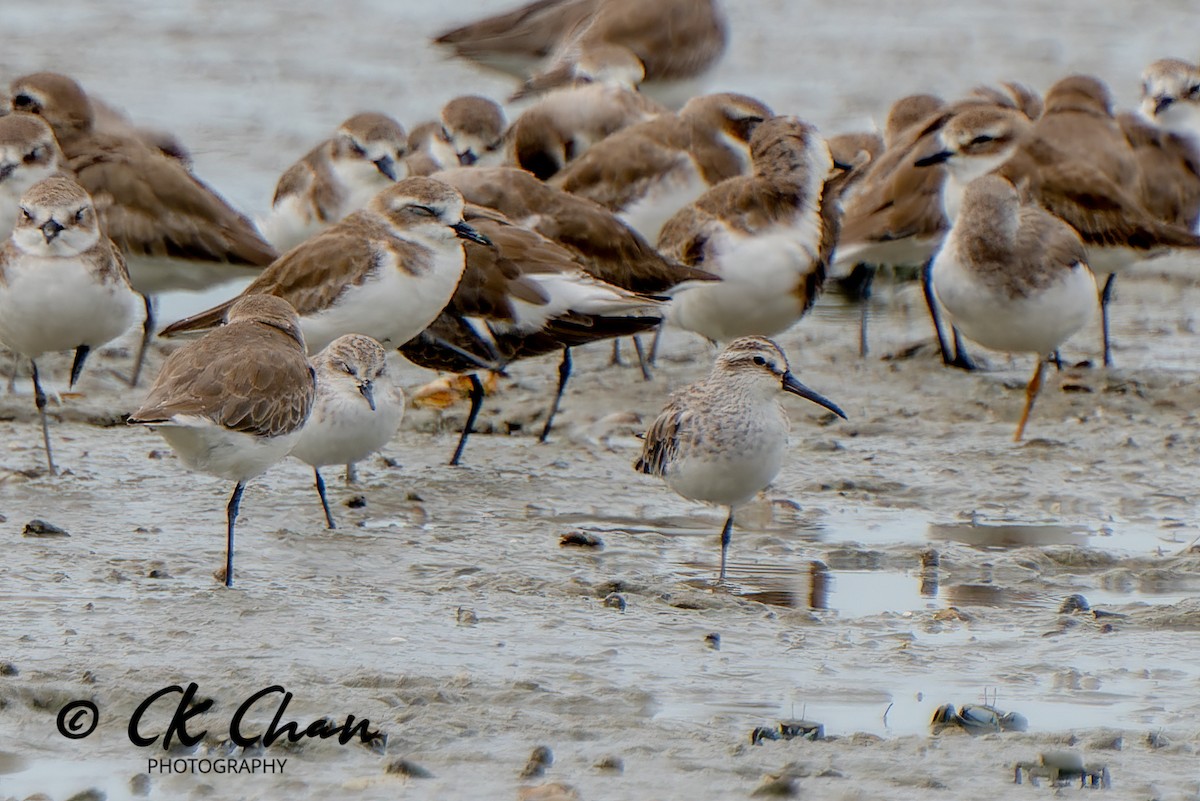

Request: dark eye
left=349, top=141, right=367, bottom=157
left=752, top=356, right=767, bottom=366
left=19, top=207, right=32, bottom=221
left=74, top=207, right=87, bottom=222
left=12, top=93, right=36, bottom=110
left=969, top=135, right=995, bottom=146
left=338, top=361, right=354, bottom=375
left=23, top=146, right=44, bottom=165
left=1189, top=84, right=1200, bottom=97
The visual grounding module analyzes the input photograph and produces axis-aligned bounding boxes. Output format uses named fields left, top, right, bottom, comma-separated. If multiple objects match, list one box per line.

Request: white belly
left=291, top=384, right=404, bottom=467
left=667, top=425, right=788, bottom=508
left=0, top=256, right=138, bottom=357
left=125, top=255, right=263, bottom=295
left=155, top=423, right=300, bottom=483
left=622, top=166, right=707, bottom=243
left=260, top=194, right=324, bottom=254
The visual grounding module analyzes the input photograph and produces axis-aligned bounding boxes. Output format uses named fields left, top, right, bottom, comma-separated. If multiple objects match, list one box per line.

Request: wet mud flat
left=4, top=268, right=1200, bottom=799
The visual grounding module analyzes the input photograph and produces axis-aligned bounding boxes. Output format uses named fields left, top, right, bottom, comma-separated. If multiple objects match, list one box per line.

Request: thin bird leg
left=609, top=338, right=624, bottom=366
left=449, top=373, right=485, bottom=466
left=538, top=347, right=572, bottom=443
left=225, top=481, right=246, bottom=588
left=69, top=345, right=90, bottom=388
left=344, top=463, right=358, bottom=485
left=631, top=335, right=652, bottom=381
left=1051, top=350, right=1063, bottom=371
left=314, top=467, right=337, bottom=529
left=1014, top=357, right=1049, bottom=442
left=719, top=509, right=735, bottom=582
left=647, top=321, right=664, bottom=366
left=921, top=258, right=955, bottom=365
left=858, top=264, right=875, bottom=358
left=950, top=327, right=977, bottom=371
left=6, top=350, right=18, bottom=393
left=30, top=359, right=56, bottom=475
left=130, top=293, right=155, bottom=388
left=1099, top=273, right=1116, bottom=367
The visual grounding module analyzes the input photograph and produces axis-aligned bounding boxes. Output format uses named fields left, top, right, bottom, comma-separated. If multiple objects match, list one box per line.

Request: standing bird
left=160, top=177, right=490, bottom=354
left=290, top=334, right=405, bottom=529
left=930, top=175, right=1096, bottom=441
left=8, top=72, right=278, bottom=386
left=657, top=115, right=851, bottom=343
left=0, top=175, right=138, bottom=474
left=260, top=112, right=409, bottom=252
left=635, top=337, right=845, bottom=581
left=128, top=295, right=316, bottom=587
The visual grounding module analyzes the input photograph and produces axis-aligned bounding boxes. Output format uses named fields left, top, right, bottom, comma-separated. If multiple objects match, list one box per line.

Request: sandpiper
left=160, top=177, right=490, bottom=353
left=261, top=112, right=409, bottom=252
left=9, top=72, right=278, bottom=386
left=129, top=295, right=316, bottom=587
left=657, top=115, right=851, bottom=343
left=930, top=174, right=1097, bottom=441
left=290, top=334, right=404, bottom=529
left=1133, top=58, right=1200, bottom=232
left=0, top=175, right=138, bottom=474
left=552, top=92, right=772, bottom=242
left=0, top=113, right=63, bottom=239
left=635, top=336, right=845, bottom=581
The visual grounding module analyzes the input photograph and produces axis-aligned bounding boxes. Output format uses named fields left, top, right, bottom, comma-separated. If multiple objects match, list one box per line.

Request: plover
left=9, top=72, right=278, bottom=385
left=553, top=92, right=772, bottom=242
left=440, top=96, right=507, bottom=167
left=634, top=336, right=845, bottom=580
left=1134, top=58, right=1200, bottom=231
left=261, top=112, right=409, bottom=252
left=657, top=116, right=851, bottom=343
left=883, top=94, right=945, bottom=149
left=930, top=175, right=1096, bottom=441
left=403, top=121, right=457, bottom=177
left=507, top=45, right=667, bottom=180
left=290, top=334, right=404, bottom=529
left=434, top=0, right=600, bottom=79
left=400, top=205, right=662, bottom=461
left=160, top=177, right=489, bottom=353
left=0, top=175, right=138, bottom=474
left=511, top=0, right=728, bottom=108
left=0, top=113, right=63, bottom=238
left=129, top=295, right=316, bottom=587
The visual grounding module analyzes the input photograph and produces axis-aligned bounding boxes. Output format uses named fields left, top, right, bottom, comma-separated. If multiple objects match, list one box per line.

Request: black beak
left=832, top=159, right=853, bottom=171
left=1154, top=95, right=1175, bottom=115
left=914, top=150, right=952, bottom=168
left=452, top=220, right=492, bottom=246
left=373, top=155, right=398, bottom=181
left=358, top=380, right=376, bottom=411
left=457, top=150, right=478, bottom=166
left=0, top=163, right=14, bottom=182
left=41, top=218, right=64, bottom=242
left=781, top=372, right=846, bottom=419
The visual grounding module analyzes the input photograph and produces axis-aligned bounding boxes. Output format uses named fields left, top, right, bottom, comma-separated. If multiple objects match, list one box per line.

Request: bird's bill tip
left=373, top=155, right=398, bottom=181
left=358, top=380, right=376, bottom=411
left=782, top=373, right=847, bottom=419
left=914, top=150, right=952, bottom=168
left=452, top=220, right=493, bottom=246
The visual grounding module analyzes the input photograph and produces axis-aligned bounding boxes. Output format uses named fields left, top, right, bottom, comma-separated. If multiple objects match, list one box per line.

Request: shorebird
left=400, top=205, right=663, bottom=462
left=553, top=92, right=772, bottom=242
left=9, top=72, right=278, bottom=386
left=1133, top=58, right=1200, bottom=231
left=290, top=334, right=404, bottom=529
left=634, top=336, right=845, bottom=580
left=507, top=45, right=667, bottom=180
left=656, top=115, right=851, bottom=343
left=129, top=295, right=316, bottom=587
left=441, top=96, right=507, bottom=167
left=930, top=175, right=1096, bottom=441
left=160, top=177, right=490, bottom=353
left=260, top=112, right=409, bottom=252
left=0, top=176, right=139, bottom=474
left=0, top=113, right=63, bottom=239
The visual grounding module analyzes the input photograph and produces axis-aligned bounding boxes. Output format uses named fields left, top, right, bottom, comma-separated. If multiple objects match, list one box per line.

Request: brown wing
left=575, top=0, right=727, bottom=83
left=634, top=400, right=691, bottom=477
left=552, top=117, right=691, bottom=210
left=1118, top=112, right=1200, bottom=230
left=434, top=0, right=599, bottom=69
left=67, top=133, right=277, bottom=267
left=657, top=203, right=718, bottom=266
left=131, top=322, right=314, bottom=438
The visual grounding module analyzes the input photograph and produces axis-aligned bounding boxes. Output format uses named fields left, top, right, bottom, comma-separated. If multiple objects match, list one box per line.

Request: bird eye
left=23, top=147, right=44, bottom=164
left=74, top=207, right=87, bottom=222
left=752, top=356, right=767, bottom=366
left=969, top=135, right=995, bottom=146
left=19, top=207, right=32, bottom=221
left=349, top=141, right=368, bottom=157
left=411, top=205, right=437, bottom=217
left=1189, top=84, right=1200, bottom=97
left=12, top=93, right=36, bottom=110
left=338, top=361, right=354, bottom=374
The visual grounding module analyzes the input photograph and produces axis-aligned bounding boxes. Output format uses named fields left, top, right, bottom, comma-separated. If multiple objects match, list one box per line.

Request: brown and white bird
left=402, top=97, right=508, bottom=175
left=0, top=113, right=63, bottom=239
left=656, top=116, right=850, bottom=343
left=930, top=175, right=1096, bottom=441
left=129, top=295, right=316, bottom=587
left=290, top=334, right=405, bottom=529
left=261, top=112, right=408, bottom=252
left=1134, top=58, right=1200, bottom=232
left=161, top=177, right=489, bottom=353
left=9, top=72, right=278, bottom=385
left=552, top=92, right=771, bottom=242
left=635, top=336, right=845, bottom=580
left=0, top=175, right=138, bottom=474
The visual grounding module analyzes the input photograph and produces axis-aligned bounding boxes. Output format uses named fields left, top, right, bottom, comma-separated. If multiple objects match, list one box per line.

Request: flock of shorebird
left=1, top=0, right=1199, bottom=585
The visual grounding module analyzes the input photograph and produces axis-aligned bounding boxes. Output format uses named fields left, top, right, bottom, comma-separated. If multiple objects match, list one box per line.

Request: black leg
left=858, top=265, right=875, bottom=358
left=719, top=509, right=734, bottom=581
left=631, top=335, right=652, bottom=381
left=69, top=345, right=90, bottom=388
left=1051, top=350, right=1063, bottom=371
left=950, top=327, right=977, bottom=371
left=1100, top=273, right=1116, bottom=367
left=921, top=258, right=955, bottom=365
left=449, top=373, right=485, bottom=466
left=647, top=321, right=664, bottom=366
left=609, top=339, right=623, bottom=366
left=314, top=467, right=336, bottom=529
left=539, top=347, right=572, bottom=443
left=30, top=359, right=56, bottom=476
left=131, top=293, right=155, bottom=388
left=225, top=481, right=245, bottom=588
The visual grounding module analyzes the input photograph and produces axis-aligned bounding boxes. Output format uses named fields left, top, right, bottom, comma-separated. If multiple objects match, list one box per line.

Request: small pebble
left=520, top=745, right=554, bottom=779
left=23, top=519, right=69, bottom=538
left=130, top=774, right=151, bottom=797
left=592, top=755, right=623, bottom=773
left=345, top=495, right=367, bottom=509
left=385, top=758, right=434, bottom=778
left=456, top=607, right=479, bottom=626
left=559, top=531, right=604, bottom=549
left=704, top=633, right=720, bottom=650
left=602, top=593, right=626, bottom=612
